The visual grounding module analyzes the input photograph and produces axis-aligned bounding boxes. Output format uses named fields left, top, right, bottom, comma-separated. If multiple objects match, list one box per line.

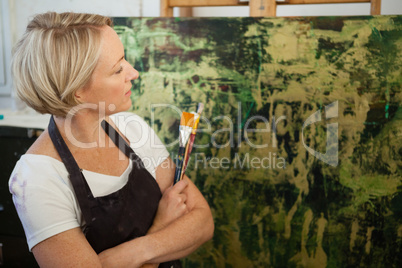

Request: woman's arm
left=147, top=156, right=214, bottom=261
left=99, top=157, right=214, bottom=267
left=32, top=157, right=214, bottom=268
left=32, top=228, right=102, bottom=267
left=31, top=179, right=190, bottom=268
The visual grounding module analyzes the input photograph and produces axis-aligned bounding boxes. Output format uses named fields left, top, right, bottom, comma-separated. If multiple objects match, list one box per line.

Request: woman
left=9, top=12, right=214, bottom=267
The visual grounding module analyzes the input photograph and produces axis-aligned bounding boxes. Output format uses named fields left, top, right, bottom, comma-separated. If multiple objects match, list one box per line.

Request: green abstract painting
left=113, top=16, right=402, bottom=267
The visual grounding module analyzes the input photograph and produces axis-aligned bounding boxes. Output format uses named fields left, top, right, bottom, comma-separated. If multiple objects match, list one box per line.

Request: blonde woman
left=9, top=12, right=213, bottom=268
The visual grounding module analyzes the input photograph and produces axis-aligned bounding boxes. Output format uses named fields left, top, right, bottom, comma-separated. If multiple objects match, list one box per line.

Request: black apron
left=48, top=116, right=181, bottom=268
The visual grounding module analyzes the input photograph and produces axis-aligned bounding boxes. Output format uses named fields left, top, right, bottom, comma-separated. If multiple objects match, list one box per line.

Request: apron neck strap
left=48, top=116, right=82, bottom=176
left=101, top=119, right=139, bottom=161
left=47, top=116, right=93, bottom=224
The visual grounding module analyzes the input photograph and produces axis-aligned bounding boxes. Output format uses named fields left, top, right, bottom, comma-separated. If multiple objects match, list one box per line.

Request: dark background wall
left=0, top=126, right=39, bottom=267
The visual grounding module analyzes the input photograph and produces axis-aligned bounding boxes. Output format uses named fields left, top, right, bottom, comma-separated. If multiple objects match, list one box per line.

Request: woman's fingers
left=151, top=179, right=190, bottom=230
left=170, top=179, right=188, bottom=194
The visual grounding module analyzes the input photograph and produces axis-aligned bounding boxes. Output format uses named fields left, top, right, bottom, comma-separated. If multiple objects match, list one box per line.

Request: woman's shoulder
left=25, top=129, right=62, bottom=161
left=10, top=141, right=69, bottom=192
left=110, top=112, right=149, bottom=130
left=9, top=153, right=80, bottom=252
left=110, top=112, right=154, bottom=144
left=110, top=111, right=170, bottom=176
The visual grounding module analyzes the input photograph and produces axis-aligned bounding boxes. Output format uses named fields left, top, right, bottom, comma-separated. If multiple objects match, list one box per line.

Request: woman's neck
left=53, top=111, right=110, bottom=150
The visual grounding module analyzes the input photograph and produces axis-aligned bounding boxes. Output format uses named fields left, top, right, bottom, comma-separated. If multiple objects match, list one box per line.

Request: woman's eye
left=116, top=66, right=123, bottom=74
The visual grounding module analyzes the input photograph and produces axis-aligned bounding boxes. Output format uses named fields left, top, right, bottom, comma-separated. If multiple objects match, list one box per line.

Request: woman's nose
left=126, top=62, right=139, bottom=81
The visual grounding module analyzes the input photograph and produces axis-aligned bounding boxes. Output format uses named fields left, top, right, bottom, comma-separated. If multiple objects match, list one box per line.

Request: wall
left=0, top=0, right=14, bottom=109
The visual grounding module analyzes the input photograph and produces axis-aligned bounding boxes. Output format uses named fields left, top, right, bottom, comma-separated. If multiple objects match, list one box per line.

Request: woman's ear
left=74, top=87, right=85, bottom=102
left=75, top=79, right=92, bottom=102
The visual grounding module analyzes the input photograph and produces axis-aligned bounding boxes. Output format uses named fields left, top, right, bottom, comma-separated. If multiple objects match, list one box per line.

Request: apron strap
left=101, top=120, right=141, bottom=162
left=48, top=116, right=94, bottom=226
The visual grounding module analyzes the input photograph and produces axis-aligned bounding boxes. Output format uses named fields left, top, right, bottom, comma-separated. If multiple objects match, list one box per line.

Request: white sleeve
left=111, top=112, right=170, bottom=178
left=8, top=156, right=81, bottom=251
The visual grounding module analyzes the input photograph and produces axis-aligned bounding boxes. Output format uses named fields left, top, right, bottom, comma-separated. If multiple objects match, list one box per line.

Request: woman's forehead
left=97, top=26, right=124, bottom=68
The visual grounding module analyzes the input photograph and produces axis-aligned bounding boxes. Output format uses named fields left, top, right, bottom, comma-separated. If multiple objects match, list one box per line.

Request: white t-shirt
left=8, top=112, right=170, bottom=251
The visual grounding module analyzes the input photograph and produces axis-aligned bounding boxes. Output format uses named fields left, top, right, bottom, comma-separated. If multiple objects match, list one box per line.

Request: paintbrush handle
left=174, top=147, right=185, bottom=184
left=180, top=133, right=196, bottom=180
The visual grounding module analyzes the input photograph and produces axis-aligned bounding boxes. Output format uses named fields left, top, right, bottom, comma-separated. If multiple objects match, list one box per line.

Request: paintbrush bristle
left=180, top=111, right=195, bottom=128
left=196, top=103, right=204, bottom=115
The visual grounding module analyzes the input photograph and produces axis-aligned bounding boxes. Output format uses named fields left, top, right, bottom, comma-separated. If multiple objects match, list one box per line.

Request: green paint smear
left=113, top=16, right=402, bottom=267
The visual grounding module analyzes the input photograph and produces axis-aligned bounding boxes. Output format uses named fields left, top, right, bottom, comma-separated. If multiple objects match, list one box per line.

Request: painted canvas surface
left=113, top=16, right=402, bottom=267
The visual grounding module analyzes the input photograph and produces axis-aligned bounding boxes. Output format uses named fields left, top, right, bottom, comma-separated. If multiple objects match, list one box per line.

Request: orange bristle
left=180, top=112, right=195, bottom=128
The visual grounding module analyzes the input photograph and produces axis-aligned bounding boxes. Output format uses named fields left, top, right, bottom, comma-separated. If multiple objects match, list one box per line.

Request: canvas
left=113, top=16, right=402, bottom=267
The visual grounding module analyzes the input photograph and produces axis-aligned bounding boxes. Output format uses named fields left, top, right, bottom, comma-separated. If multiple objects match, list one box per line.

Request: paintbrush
left=173, top=111, right=195, bottom=184
left=180, top=103, right=204, bottom=181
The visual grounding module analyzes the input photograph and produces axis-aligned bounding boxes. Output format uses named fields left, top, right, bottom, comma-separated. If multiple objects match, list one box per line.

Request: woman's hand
left=150, top=179, right=189, bottom=232
left=99, top=180, right=190, bottom=268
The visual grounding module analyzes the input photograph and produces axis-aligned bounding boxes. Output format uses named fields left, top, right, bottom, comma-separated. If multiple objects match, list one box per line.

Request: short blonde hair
left=11, top=12, right=113, bottom=117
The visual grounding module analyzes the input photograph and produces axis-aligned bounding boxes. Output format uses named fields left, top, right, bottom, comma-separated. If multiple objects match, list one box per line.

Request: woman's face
left=77, top=26, right=138, bottom=115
